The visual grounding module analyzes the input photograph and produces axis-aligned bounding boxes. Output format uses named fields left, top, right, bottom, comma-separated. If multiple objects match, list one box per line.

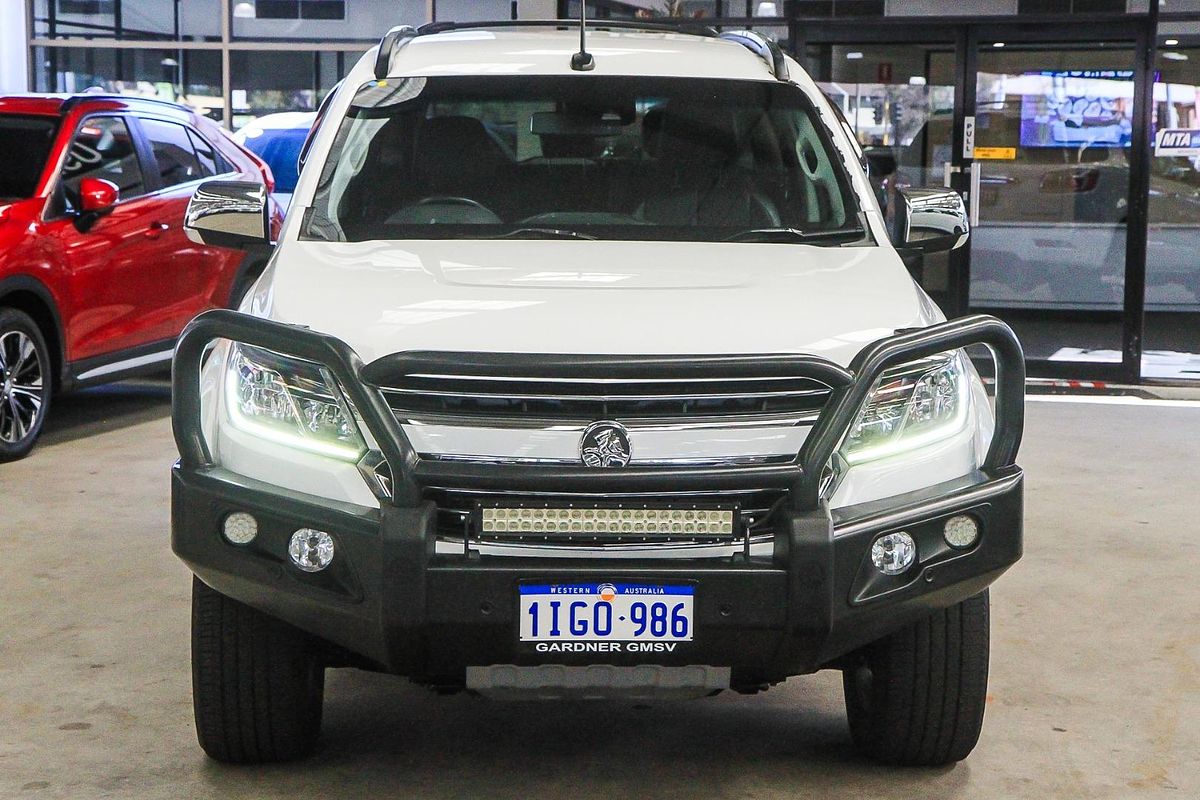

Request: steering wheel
left=387, top=195, right=502, bottom=225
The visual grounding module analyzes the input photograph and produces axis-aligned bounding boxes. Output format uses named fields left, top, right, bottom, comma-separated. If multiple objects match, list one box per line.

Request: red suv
left=0, top=94, right=281, bottom=461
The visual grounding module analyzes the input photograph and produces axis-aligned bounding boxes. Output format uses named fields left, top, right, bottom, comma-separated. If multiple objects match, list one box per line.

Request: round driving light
left=288, top=529, right=335, bottom=572
left=943, top=514, right=980, bottom=548
left=222, top=512, right=258, bottom=545
left=871, top=531, right=916, bottom=575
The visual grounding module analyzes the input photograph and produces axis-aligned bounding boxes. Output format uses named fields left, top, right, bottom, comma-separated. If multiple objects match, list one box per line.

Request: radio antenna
left=570, top=3, right=595, bottom=71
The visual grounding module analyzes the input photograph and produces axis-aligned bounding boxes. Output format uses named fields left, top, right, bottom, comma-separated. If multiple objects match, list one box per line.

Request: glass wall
left=1145, top=31, right=1200, bottom=379
left=968, top=44, right=1136, bottom=365
left=33, top=45, right=224, bottom=116
left=229, top=49, right=358, bottom=128
left=32, top=0, right=222, bottom=40
left=230, top=0, right=427, bottom=40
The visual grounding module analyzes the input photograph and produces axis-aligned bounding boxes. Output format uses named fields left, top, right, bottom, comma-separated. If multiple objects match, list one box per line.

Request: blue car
left=233, top=112, right=316, bottom=212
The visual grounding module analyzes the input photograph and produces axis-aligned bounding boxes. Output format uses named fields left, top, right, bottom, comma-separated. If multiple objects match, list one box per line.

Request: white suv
left=173, top=19, right=1025, bottom=767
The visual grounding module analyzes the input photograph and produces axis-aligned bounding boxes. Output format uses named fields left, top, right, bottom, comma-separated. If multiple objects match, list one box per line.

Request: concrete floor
left=1, top=381, right=1197, bottom=799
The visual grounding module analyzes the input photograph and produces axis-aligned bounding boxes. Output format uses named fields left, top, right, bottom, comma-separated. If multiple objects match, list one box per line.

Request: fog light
left=288, top=529, right=334, bottom=572
left=943, top=515, right=980, bottom=548
left=222, top=512, right=258, bottom=545
left=871, top=531, right=916, bottom=575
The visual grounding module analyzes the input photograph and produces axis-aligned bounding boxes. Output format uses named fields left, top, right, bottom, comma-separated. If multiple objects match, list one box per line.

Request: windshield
left=303, top=76, right=864, bottom=243
left=0, top=115, right=59, bottom=200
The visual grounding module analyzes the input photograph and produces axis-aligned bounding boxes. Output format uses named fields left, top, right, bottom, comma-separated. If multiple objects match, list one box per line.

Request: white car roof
left=372, top=28, right=780, bottom=82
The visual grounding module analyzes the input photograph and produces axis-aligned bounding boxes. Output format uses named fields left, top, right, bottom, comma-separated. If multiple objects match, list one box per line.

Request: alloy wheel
left=0, top=329, right=46, bottom=445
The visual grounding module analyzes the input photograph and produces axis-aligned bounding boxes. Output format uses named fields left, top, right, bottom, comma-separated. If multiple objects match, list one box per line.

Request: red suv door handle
left=144, top=222, right=170, bottom=239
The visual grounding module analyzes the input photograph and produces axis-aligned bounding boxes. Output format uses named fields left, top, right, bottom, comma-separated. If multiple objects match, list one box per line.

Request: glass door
left=1146, top=36, right=1200, bottom=381
left=965, top=36, right=1141, bottom=376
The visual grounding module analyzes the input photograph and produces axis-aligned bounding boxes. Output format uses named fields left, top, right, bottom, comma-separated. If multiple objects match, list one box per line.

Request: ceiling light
left=233, top=1, right=255, bottom=18
left=993, top=42, right=1005, bottom=48
left=1163, top=52, right=1189, bottom=61
left=1165, top=38, right=1180, bottom=46
left=846, top=52, right=864, bottom=60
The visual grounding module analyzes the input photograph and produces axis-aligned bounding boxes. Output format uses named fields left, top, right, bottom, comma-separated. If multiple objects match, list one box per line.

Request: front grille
left=377, top=373, right=833, bottom=422
left=367, top=353, right=833, bottom=553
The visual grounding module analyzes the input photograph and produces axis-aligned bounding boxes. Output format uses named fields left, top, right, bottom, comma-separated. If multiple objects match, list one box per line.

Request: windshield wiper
left=487, top=227, right=598, bottom=241
left=722, top=226, right=866, bottom=244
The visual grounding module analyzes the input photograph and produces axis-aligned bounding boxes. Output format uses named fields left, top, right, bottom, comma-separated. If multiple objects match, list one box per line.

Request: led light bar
left=478, top=506, right=736, bottom=536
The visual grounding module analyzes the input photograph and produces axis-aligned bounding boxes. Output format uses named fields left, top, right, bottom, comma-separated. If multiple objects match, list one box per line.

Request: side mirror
left=79, top=177, right=119, bottom=213
left=893, top=187, right=969, bottom=254
left=184, top=180, right=269, bottom=249
left=71, top=177, right=119, bottom=233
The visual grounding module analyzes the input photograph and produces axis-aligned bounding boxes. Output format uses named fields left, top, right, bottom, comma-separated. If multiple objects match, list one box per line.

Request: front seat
left=638, top=106, right=781, bottom=230
left=413, top=116, right=510, bottom=205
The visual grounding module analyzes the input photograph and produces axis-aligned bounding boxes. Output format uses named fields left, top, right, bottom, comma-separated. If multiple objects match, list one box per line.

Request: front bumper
left=173, top=463, right=1021, bottom=688
left=170, top=310, right=1026, bottom=690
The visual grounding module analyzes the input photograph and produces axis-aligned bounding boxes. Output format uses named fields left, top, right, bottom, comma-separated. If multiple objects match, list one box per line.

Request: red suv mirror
left=79, top=177, right=119, bottom=213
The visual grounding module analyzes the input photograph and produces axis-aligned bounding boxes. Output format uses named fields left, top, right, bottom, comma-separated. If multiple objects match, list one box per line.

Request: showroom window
left=250, top=0, right=346, bottom=20
left=33, top=0, right=223, bottom=40
left=1143, top=35, right=1200, bottom=380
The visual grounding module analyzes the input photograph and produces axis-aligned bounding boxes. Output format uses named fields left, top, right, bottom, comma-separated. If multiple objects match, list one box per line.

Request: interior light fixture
left=846, top=52, right=864, bottom=60
left=1165, top=38, right=1180, bottom=46
left=993, top=42, right=1006, bottom=48
left=233, top=1, right=256, bottom=18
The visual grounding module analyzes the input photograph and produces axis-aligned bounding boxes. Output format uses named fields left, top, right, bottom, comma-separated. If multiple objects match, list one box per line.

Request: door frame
left=797, top=16, right=1156, bottom=384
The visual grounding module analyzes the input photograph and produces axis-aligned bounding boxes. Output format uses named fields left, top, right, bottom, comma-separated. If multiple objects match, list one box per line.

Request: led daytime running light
left=842, top=352, right=971, bottom=464
left=225, top=343, right=365, bottom=461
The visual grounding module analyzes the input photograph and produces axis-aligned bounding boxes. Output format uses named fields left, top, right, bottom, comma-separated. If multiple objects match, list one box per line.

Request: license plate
left=519, top=582, right=694, bottom=642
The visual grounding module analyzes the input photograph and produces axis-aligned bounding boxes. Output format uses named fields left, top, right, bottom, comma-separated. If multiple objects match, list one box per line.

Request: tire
left=191, top=576, right=325, bottom=763
left=842, top=590, right=990, bottom=766
left=0, top=308, right=53, bottom=462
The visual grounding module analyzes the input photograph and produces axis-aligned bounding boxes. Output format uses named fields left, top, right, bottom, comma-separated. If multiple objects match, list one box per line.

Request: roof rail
left=58, top=92, right=190, bottom=116
left=718, top=30, right=789, bottom=81
left=372, top=20, right=792, bottom=82
left=374, top=25, right=418, bottom=79
left=416, top=19, right=719, bottom=37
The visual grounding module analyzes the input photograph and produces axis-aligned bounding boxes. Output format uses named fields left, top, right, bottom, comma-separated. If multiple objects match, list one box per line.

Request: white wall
left=0, top=0, right=29, bottom=92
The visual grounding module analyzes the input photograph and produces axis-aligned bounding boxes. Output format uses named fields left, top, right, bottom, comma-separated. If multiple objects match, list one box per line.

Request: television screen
left=1018, top=70, right=1134, bottom=148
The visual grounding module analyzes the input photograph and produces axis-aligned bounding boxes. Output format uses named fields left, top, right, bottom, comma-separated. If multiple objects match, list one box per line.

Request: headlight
left=225, top=343, right=365, bottom=461
left=841, top=351, right=971, bottom=465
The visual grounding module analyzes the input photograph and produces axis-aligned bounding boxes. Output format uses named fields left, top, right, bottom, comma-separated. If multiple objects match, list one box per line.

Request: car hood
left=255, top=240, right=942, bottom=367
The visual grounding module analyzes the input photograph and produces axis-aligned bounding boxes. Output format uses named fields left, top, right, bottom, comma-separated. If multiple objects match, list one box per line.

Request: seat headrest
left=415, top=116, right=507, bottom=185
left=642, top=105, right=740, bottom=165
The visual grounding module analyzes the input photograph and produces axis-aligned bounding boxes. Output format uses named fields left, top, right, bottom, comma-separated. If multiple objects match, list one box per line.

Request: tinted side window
left=187, top=129, right=232, bottom=177
left=0, top=115, right=58, bottom=200
left=141, top=118, right=204, bottom=188
left=60, top=116, right=145, bottom=204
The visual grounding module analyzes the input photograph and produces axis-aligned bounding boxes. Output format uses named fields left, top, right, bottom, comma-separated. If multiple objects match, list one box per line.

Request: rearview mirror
left=892, top=187, right=968, bottom=254
left=184, top=180, right=269, bottom=249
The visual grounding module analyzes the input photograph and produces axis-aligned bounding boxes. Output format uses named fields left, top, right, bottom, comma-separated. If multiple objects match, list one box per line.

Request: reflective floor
left=1, top=383, right=1197, bottom=799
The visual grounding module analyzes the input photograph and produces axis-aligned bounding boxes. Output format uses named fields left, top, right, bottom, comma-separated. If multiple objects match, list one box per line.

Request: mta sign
left=1155, top=128, right=1200, bottom=157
